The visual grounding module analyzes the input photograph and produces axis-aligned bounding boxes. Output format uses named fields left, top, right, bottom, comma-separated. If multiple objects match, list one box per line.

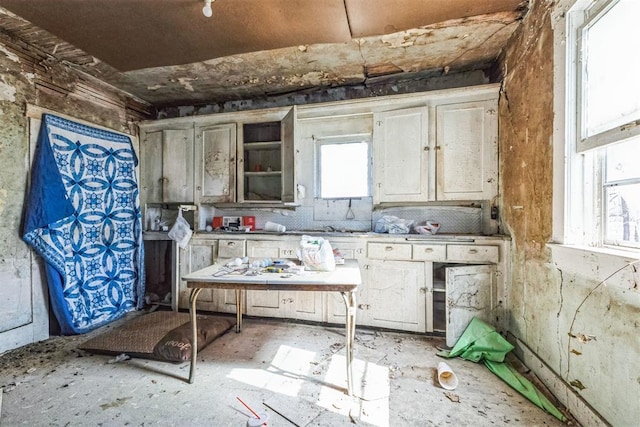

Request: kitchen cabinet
left=178, top=238, right=218, bottom=312
left=373, top=106, right=431, bottom=204
left=372, top=95, right=498, bottom=205
left=434, top=263, right=497, bottom=347
left=139, top=123, right=195, bottom=204
left=244, top=239, right=322, bottom=321
left=436, top=99, right=498, bottom=201
left=178, top=238, right=246, bottom=313
left=237, top=107, right=296, bottom=204
left=324, top=239, right=367, bottom=325
left=195, top=123, right=236, bottom=204
left=176, top=233, right=508, bottom=338
left=359, top=259, right=430, bottom=332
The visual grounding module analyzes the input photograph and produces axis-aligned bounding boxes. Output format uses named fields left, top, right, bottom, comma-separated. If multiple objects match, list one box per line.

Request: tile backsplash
left=198, top=202, right=489, bottom=234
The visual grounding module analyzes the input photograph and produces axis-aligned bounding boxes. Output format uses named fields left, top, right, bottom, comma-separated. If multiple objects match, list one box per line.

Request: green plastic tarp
left=438, top=317, right=567, bottom=422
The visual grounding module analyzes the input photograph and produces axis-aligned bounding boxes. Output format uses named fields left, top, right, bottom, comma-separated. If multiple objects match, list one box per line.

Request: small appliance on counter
left=211, top=215, right=254, bottom=232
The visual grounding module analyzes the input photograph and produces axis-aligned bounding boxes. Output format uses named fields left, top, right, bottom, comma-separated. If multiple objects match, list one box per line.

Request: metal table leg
left=235, top=289, right=243, bottom=332
left=188, top=287, right=203, bottom=384
left=341, top=290, right=357, bottom=396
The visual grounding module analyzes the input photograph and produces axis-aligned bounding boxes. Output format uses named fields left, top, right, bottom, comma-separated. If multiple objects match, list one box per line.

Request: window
left=315, top=135, right=371, bottom=199
left=566, top=0, right=640, bottom=249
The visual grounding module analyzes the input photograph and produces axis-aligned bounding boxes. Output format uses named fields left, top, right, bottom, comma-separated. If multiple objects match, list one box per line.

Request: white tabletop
left=182, top=259, right=361, bottom=290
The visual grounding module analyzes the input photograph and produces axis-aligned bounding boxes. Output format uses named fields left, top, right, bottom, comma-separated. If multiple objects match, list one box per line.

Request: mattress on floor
left=79, top=311, right=235, bottom=362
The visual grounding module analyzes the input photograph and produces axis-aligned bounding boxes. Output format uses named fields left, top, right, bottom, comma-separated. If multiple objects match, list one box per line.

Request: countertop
left=143, top=230, right=510, bottom=242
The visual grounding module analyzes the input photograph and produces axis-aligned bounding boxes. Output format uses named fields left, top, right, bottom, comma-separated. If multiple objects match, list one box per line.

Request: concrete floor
left=0, top=312, right=570, bottom=426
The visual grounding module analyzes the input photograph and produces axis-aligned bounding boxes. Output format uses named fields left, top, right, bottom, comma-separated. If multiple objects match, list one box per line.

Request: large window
left=567, top=0, right=640, bottom=249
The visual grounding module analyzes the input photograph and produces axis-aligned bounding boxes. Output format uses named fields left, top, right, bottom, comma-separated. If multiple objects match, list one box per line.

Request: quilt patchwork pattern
left=23, top=114, right=145, bottom=334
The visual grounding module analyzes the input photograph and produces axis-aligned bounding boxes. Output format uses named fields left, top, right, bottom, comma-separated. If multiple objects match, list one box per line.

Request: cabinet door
left=245, top=239, right=321, bottom=320
left=436, top=100, right=498, bottom=200
left=140, top=125, right=195, bottom=204
left=325, top=241, right=366, bottom=324
left=361, top=260, right=429, bottom=332
left=445, top=264, right=496, bottom=347
left=195, top=123, right=236, bottom=204
left=281, top=106, right=296, bottom=203
left=373, top=107, right=431, bottom=204
left=178, top=239, right=218, bottom=311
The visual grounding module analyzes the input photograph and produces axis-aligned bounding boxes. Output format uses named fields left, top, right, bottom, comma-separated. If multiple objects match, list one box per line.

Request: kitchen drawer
left=218, top=239, right=246, bottom=258
left=367, top=242, right=412, bottom=260
left=411, top=244, right=446, bottom=261
left=447, top=244, right=499, bottom=263
left=246, top=240, right=299, bottom=259
left=331, top=242, right=366, bottom=260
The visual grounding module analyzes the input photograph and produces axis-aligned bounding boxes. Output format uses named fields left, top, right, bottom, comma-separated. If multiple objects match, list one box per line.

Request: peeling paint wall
left=499, top=0, right=640, bottom=425
left=0, top=37, right=150, bottom=349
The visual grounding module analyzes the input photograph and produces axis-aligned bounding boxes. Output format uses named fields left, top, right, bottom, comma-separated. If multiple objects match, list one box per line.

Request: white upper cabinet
left=194, top=123, right=236, bottom=204
left=140, top=123, right=195, bottom=204
left=373, top=106, right=431, bottom=204
left=436, top=99, right=498, bottom=201
left=370, top=87, right=499, bottom=205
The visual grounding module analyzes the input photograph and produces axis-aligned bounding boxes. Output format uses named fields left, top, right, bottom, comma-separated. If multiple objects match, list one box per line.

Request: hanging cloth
left=23, top=114, right=145, bottom=334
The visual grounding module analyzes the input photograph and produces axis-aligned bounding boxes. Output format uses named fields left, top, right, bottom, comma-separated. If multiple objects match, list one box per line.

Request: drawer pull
left=468, top=249, right=478, bottom=254
left=385, top=246, right=393, bottom=251
left=227, top=241, right=236, bottom=247
left=424, top=248, right=433, bottom=253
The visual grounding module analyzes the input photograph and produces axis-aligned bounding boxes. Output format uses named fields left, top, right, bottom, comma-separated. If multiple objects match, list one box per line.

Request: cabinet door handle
left=364, top=264, right=370, bottom=270
left=423, top=146, right=430, bottom=151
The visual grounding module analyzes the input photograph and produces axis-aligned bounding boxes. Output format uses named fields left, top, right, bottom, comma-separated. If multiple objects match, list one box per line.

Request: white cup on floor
left=437, top=361, right=459, bottom=390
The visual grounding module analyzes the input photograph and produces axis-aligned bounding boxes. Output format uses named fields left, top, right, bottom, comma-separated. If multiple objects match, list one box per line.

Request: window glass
left=318, top=141, right=370, bottom=198
left=603, top=137, right=640, bottom=247
left=583, top=0, right=640, bottom=137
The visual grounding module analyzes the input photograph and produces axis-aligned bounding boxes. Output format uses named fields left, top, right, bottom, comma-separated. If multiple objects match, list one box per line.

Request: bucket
left=437, top=361, right=459, bottom=390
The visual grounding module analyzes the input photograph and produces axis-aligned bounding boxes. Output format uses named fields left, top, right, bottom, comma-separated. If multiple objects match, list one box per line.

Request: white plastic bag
left=168, top=210, right=192, bottom=249
left=298, top=235, right=335, bottom=271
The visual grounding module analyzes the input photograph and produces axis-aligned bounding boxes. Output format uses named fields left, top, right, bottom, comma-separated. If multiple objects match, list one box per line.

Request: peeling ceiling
left=0, top=0, right=528, bottom=108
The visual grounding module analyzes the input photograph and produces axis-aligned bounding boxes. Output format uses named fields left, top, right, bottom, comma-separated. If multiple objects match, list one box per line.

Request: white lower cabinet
left=444, top=264, right=496, bottom=347
left=178, top=238, right=218, bottom=312
left=178, top=238, right=246, bottom=313
left=245, top=239, right=323, bottom=322
left=358, top=259, right=430, bottom=333
left=179, top=235, right=505, bottom=339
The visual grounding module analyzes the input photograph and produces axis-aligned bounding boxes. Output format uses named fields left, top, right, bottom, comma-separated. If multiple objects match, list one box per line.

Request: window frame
left=562, top=0, right=640, bottom=251
left=313, top=133, right=372, bottom=200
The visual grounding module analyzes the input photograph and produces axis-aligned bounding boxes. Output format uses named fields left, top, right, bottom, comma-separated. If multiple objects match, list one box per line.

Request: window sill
left=547, top=243, right=640, bottom=287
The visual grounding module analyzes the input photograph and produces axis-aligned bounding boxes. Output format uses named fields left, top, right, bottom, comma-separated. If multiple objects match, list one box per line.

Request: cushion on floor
left=78, top=311, right=235, bottom=362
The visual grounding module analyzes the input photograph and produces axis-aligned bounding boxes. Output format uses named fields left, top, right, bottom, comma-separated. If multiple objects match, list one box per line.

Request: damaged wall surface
left=0, top=35, right=150, bottom=352
left=498, top=0, right=640, bottom=425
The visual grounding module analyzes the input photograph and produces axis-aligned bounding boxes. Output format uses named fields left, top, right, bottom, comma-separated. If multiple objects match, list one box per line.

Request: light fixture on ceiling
left=202, top=0, right=214, bottom=18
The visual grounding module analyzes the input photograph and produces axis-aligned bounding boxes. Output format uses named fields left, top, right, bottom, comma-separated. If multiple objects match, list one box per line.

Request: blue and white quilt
left=23, top=114, right=145, bottom=334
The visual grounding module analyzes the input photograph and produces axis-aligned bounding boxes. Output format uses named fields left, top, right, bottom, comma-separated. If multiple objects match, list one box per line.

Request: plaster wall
left=499, top=0, right=640, bottom=425
left=0, top=37, right=149, bottom=351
